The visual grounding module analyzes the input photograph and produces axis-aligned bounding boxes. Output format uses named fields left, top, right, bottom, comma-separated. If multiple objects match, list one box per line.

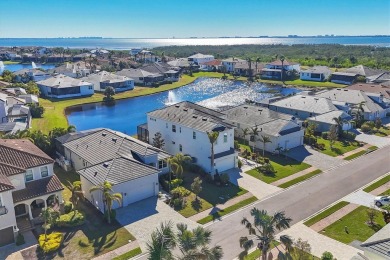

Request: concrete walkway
left=371, top=181, right=390, bottom=196
left=309, top=203, right=359, bottom=232
left=337, top=143, right=371, bottom=159
left=189, top=192, right=255, bottom=222
left=271, top=166, right=318, bottom=187
left=4, top=231, right=37, bottom=260
left=354, top=130, right=390, bottom=148
left=279, top=222, right=363, bottom=260
left=343, top=190, right=378, bottom=208
left=93, top=240, right=140, bottom=260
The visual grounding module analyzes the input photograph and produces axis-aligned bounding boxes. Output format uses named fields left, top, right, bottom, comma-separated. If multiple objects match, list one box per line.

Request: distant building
left=233, top=61, right=264, bottom=76
left=187, top=53, right=214, bottom=65
left=261, top=60, right=300, bottom=80
left=300, top=66, right=331, bottom=82
left=49, top=62, right=91, bottom=78
left=330, top=72, right=358, bottom=85
left=116, top=69, right=164, bottom=86
left=14, top=69, right=51, bottom=83
left=222, top=57, right=246, bottom=73
left=200, top=59, right=223, bottom=71
left=81, top=71, right=134, bottom=92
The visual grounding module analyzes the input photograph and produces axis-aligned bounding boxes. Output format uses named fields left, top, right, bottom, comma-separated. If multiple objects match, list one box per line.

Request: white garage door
left=121, top=180, right=156, bottom=207
left=215, top=156, right=235, bottom=173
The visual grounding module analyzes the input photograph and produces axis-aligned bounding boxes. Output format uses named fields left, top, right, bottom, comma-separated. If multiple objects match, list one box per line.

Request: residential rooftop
left=37, top=74, right=92, bottom=88
left=347, top=83, right=390, bottom=99
left=81, top=71, right=133, bottom=84
left=301, top=66, right=331, bottom=74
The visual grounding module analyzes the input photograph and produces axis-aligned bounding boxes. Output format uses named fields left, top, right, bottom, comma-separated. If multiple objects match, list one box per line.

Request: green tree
left=40, top=207, right=59, bottom=241
left=250, top=126, right=259, bottom=152
left=207, top=131, right=220, bottom=176
left=28, top=103, right=45, bottom=118
left=258, top=135, right=272, bottom=158
left=241, top=127, right=249, bottom=146
left=67, top=180, right=84, bottom=208
left=374, top=117, right=382, bottom=132
left=332, top=116, right=343, bottom=137
left=191, top=177, right=202, bottom=200
left=279, top=55, right=285, bottom=82
left=1, top=70, right=15, bottom=82
left=103, top=86, right=115, bottom=103
left=168, top=153, right=192, bottom=180
left=152, top=132, right=165, bottom=149
left=240, top=208, right=293, bottom=260
left=321, top=251, right=334, bottom=260
left=247, top=57, right=253, bottom=81
left=89, top=181, right=122, bottom=224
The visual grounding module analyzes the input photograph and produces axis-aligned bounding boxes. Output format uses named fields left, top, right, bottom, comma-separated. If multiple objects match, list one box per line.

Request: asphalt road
left=207, top=145, right=390, bottom=259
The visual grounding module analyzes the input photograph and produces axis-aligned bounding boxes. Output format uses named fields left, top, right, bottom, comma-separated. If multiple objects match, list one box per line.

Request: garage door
left=216, top=156, right=235, bottom=173
left=123, top=182, right=155, bottom=207
left=0, top=226, right=14, bottom=247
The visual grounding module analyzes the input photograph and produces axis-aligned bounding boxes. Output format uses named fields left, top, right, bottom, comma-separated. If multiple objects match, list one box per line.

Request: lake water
left=0, top=63, right=55, bottom=72
left=1, top=36, right=389, bottom=49
left=66, top=78, right=300, bottom=135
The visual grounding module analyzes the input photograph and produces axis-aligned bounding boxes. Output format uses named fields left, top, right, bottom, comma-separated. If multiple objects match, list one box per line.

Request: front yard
left=374, top=126, right=390, bottom=137
left=321, top=206, right=386, bottom=244
left=315, top=137, right=361, bottom=157
left=49, top=166, right=135, bottom=259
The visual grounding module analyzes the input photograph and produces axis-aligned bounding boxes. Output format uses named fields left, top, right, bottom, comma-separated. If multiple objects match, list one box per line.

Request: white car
left=374, top=196, right=390, bottom=207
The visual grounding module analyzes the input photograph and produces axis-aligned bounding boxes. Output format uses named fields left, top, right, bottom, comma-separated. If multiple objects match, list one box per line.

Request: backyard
left=321, top=206, right=386, bottom=244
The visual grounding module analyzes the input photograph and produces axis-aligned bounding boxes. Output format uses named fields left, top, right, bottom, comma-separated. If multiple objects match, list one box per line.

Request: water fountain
left=0, top=61, right=4, bottom=72
left=31, top=62, right=37, bottom=69
left=165, top=90, right=179, bottom=105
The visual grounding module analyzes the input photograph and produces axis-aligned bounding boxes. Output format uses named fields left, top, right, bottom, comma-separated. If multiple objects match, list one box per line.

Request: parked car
left=374, top=196, right=390, bottom=207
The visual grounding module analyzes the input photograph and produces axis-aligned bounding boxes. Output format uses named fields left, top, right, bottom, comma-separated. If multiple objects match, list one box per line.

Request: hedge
left=38, top=232, right=63, bottom=253
left=56, top=210, right=85, bottom=227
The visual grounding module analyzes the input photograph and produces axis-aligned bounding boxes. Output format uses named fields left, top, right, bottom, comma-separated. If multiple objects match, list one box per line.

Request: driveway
left=115, top=196, right=199, bottom=251
left=4, top=231, right=37, bottom=260
left=353, top=130, right=390, bottom=148
left=287, top=145, right=343, bottom=171
left=343, top=190, right=379, bottom=208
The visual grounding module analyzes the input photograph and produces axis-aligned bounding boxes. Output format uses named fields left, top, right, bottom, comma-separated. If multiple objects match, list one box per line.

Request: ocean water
left=0, top=37, right=389, bottom=50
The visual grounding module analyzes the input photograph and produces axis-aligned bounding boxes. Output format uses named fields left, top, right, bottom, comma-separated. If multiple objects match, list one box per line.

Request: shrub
left=28, top=103, right=45, bottom=118
left=63, top=202, right=73, bottom=214
left=16, top=233, right=25, bottom=246
left=264, top=157, right=270, bottom=163
left=321, top=251, right=334, bottom=260
left=238, top=159, right=242, bottom=169
left=361, top=122, right=373, bottom=133
left=234, top=140, right=240, bottom=150
left=173, top=197, right=186, bottom=208
left=38, top=232, right=63, bottom=253
left=316, top=143, right=325, bottom=150
left=259, top=163, right=275, bottom=174
left=321, top=132, right=329, bottom=139
left=56, top=210, right=85, bottom=227
left=341, top=131, right=356, bottom=140
left=204, top=174, right=213, bottom=183
left=171, top=186, right=190, bottom=199
left=220, top=173, right=230, bottom=184
left=170, top=178, right=183, bottom=189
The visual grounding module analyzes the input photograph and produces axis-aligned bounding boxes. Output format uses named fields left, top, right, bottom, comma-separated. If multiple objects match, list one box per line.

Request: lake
left=0, top=63, right=55, bottom=72
left=66, top=78, right=300, bottom=135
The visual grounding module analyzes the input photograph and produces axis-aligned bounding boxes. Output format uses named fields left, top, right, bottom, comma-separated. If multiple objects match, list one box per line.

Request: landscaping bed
left=321, top=206, right=386, bottom=244
left=278, top=169, right=322, bottom=188
left=304, top=201, right=350, bottom=227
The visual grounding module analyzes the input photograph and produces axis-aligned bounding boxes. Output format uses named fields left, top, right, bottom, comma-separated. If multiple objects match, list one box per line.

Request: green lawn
left=304, top=201, right=350, bottom=227
left=242, top=247, right=319, bottom=260
left=3, top=61, right=20, bottom=64
left=344, top=150, right=367, bottom=160
left=363, top=175, right=390, bottom=193
left=380, top=188, right=390, bottom=196
left=321, top=206, right=386, bottom=244
left=278, top=169, right=322, bottom=188
left=176, top=172, right=248, bottom=217
left=374, top=126, right=390, bottom=137
left=112, top=247, right=142, bottom=260
left=53, top=166, right=136, bottom=259
left=316, top=137, right=361, bottom=157
left=245, top=154, right=311, bottom=184
left=258, top=78, right=346, bottom=88
left=197, top=196, right=257, bottom=224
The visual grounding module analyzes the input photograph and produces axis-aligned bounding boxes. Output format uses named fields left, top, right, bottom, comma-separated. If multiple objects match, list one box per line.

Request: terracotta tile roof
left=201, top=59, right=222, bottom=66
left=0, top=163, right=24, bottom=177
left=0, top=139, right=54, bottom=172
left=12, top=175, right=64, bottom=203
left=0, top=174, right=14, bottom=192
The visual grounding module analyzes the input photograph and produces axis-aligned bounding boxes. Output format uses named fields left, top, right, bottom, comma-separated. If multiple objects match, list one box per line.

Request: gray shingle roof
left=307, top=110, right=352, bottom=125
left=270, top=94, right=338, bottom=115
left=78, top=157, right=159, bottom=186
left=116, top=68, right=160, bottom=78
left=167, top=58, right=191, bottom=68
left=0, top=122, right=27, bottom=134
left=360, top=223, right=390, bottom=259
left=81, top=71, right=133, bottom=84
left=344, top=65, right=387, bottom=77
left=37, top=74, right=92, bottom=88
left=148, top=101, right=234, bottom=133
left=301, top=66, right=331, bottom=74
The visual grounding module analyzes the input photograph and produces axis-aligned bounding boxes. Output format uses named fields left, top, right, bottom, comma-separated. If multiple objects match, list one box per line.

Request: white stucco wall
left=0, top=191, right=17, bottom=231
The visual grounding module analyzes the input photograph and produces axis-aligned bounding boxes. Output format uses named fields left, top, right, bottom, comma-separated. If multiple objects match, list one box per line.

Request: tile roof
left=78, top=157, right=159, bottom=186
left=81, top=71, right=133, bottom=84
left=344, top=65, right=387, bottom=77
left=148, top=101, right=234, bottom=133
left=12, top=175, right=64, bottom=203
left=37, top=74, right=92, bottom=88
left=301, top=66, right=331, bottom=74
left=347, top=83, right=390, bottom=99
left=0, top=173, right=14, bottom=192
left=308, top=110, right=352, bottom=125
left=200, top=59, right=222, bottom=66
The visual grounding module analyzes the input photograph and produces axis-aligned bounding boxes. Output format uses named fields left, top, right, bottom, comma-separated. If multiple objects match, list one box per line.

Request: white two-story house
left=0, top=139, right=63, bottom=247
left=187, top=53, right=214, bottom=65
left=146, top=101, right=238, bottom=175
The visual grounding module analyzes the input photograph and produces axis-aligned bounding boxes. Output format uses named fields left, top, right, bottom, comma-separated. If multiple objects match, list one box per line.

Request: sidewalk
left=309, top=203, right=359, bottom=232
left=189, top=192, right=255, bottom=221
left=271, top=166, right=318, bottom=187
left=370, top=181, right=390, bottom=196
left=92, top=240, right=140, bottom=260
left=337, top=144, right=371, bottom=159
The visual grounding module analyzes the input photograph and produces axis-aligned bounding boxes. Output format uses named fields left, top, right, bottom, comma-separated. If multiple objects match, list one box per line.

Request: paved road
left=207, top=145, right=390, bottom=259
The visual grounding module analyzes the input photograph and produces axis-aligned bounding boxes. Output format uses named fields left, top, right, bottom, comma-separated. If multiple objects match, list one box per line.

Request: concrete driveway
left=115, top=196, right=199, bottom=251
left=353, top=130, right=390, bottom=148
left=287, top=145, right=343, bottom=171
left=343, top=190, right=379, bottom=209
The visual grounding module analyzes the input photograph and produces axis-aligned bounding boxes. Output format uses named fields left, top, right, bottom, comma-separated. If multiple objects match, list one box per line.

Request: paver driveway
left=354, top=130, right=390, bottom=148
left=115, top=196, right=199, bottom=251
left=287, top=145, right=343, bottom=171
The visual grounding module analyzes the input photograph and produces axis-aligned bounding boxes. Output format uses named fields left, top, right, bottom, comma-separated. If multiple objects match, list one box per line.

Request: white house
left=49, top=62, right=91, bottom=78
left=0, top=139, right=63, bottom=247
left=300, top=66, right=331, bottom=82
left=146, top=101, right=238, bottom=175
left=37, top=74, right=94, bottom=99
left=187, top=53, right=214, bottom=65
left=0, top=93, right=31, bottom=130
left=222, top=58, right=246, bottom=73
left=14, top=69, right=51, bottom=82
left=81, top=71, right=134, bottom=92
left=261, top=60, right=300, bottom=80
left=56, top=128, right=170, bottom=212
left=222, top=105, right=304, bottom=152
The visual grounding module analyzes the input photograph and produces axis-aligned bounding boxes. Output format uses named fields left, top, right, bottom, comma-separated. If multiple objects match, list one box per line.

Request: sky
left=0, top=0, right=389, bottom=38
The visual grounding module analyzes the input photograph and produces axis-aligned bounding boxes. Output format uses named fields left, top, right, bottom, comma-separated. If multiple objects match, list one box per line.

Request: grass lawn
left=316, top=137, right=361, bottom=157
left=239, top=241, right=280, bottom=260
left=380, top=188, right=390, bottom=196
left=304, top=201, right=350, bottom=227
left=3, top=61, right=20, bottom=64
left=32, top=72, right=224, bottom=133
left=245, top=154, right=311, bottom=184
left=112, top=247, right=142, bottom=260
left=321, top=206, right=386, bottom=244
left=175, top=172, right=248, bottom=217
left=197, top=196, right=257, bottom=224
left=343, top=150, right=367, bottom=161
left=258, top=78, right=346, bottom=88
left=363, top=175, right=390, bottom=193
left=278, top=169, right=322, bottom=188
left=53, top=165, right=136, bottom=259
left=242, top=247, right=319, bottom=260
left=374, top=126, right=390, bottom=137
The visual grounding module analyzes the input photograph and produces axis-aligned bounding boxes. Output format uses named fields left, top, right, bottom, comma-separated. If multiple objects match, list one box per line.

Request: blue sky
left=0, top=0, right=389, bottom=38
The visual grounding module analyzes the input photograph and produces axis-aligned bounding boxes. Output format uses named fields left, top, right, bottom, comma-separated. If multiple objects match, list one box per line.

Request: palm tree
left=67, top=181, right=84, bottom=208
left=207, top=131, right=220, bottom=176
left=146, top=221, right=177, bottom=260
left=240, top=208, right=293, bottom=260
left=89, top=181, right=122, bottom=224
left=168, top=153, right=192, bottom=180
left=176, top=223, right=223, bottom=260
left=279, top=55, right=285, bottom=82
left=332, top=116, right=343, bottom=137
left=255, top=57, right=261, bottom=80
left=242, top=128, right=249, bottom=146
left=250, top=126, right=259, bottom=153
left=247, top=58, right=253, bottom=81
left=258, top=135, right=272, bottom=158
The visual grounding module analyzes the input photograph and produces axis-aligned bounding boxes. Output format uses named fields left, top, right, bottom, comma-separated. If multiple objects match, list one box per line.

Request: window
left=158, top=160, right=167, bottom=169
left=40, top=166, right=49, bottom=177
left=179, top=127, right=181, bottom=133
left=224, top=133, right=228, bottom=143
left=25, top=169, right=33, bottom=182
left=250, top=135, right=255, bottom=142
left=172, top=125, right=176, bottom=132
left=166, top=123, right=168, bottom=128
left=88, top=86, right=93, bottom=90
left=179, top=144, right=182, bottom=152
left=193, top=131, right=196, bottom=139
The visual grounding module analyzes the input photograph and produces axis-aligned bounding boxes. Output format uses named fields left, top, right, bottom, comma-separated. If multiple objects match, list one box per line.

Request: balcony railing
left=0, top=206, right=8, bottom=216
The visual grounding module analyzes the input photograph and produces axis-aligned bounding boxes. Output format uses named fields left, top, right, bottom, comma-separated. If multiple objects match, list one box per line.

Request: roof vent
left=243, top=106, right=248, bottom=109
left=343, top=89, right=348, bottom=91
left=102, top=132, right=107, bottom=137
left=175, top=105, right=180, bottom=108
left=202, top=118, right=207, bottom=121
left=183, top=108, right=188, bottom=112
left=112, top=138, right=117, bottom=142
left=193, top=115, right=198, bottom=119
left=103, top=162, right=109, bottom=168
left=94, top=171, right=98, bottom=177
left=301, top=96, right=306, bottom=98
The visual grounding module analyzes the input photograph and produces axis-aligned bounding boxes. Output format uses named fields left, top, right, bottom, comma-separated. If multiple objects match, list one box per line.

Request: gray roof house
left=307, top=110, right=353, bottom=132
left=56, top=128, right=170, bottom=212
left=300, top=66, right=332, bottom=82
left=81, top=71, right=134, bottom=92
left=222, top=104, right=304, bottom=152
left=360, top=223, right=390, bottom=259
left=344, top=65, right=387, bottom=78
left=116, top=68, right=164, bottom=86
